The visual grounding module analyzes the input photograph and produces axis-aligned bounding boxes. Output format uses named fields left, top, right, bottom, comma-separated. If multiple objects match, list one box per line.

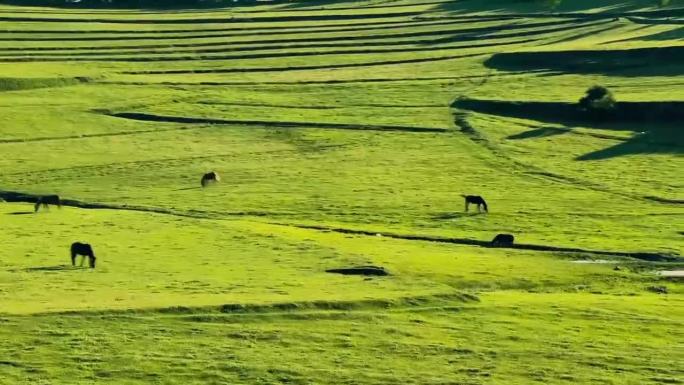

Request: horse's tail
left=200, top=176, right=207, bottom=187
left=481, top=199, right=488, bottom=212
left=70, top=244, right=77, bottom=265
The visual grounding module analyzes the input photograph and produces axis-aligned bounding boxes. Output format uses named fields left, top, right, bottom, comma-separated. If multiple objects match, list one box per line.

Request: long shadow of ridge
left=484, top=46, right=684, bottom=77
left=452, top=98, right=684, bottom=160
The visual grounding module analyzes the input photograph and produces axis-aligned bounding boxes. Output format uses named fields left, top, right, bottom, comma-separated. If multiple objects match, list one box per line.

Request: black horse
left=491, top=234, right=514, bottom=247
left=34, top=195, right=61, bottom=212
left=200, top=171, right=221, bottom=187
left=70, top=242, right=96, bottom=268
left=462, top=195, right=488, bottom=213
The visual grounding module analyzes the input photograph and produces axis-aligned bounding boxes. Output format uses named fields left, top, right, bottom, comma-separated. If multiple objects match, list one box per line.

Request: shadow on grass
left=432, top=212, right=485, bottom=220
left=22, top=265, right=83, bottom=272
left=7, top=211, right=34, bottom=215
left=430, top=0, right=683, bottom=17
left=484, top=46, right=684, bottom=77
left=452, top=98, right=684, bottom=160
left=602, top=26, right=684, bottom=44
left=282, top=0, right=373, bottom=9
left=420, top=19, right=613, bottom=46
left=431, top=0, right=626, bottom=14
left=0, top=0, right=268, bottom=10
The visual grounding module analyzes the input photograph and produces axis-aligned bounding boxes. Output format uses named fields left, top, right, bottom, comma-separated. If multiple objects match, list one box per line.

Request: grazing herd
left=22, top=170, right=515, bottom=269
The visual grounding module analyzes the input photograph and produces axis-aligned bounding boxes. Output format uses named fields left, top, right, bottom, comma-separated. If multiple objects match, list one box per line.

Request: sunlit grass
left=0, top=0, right=682, bottom=383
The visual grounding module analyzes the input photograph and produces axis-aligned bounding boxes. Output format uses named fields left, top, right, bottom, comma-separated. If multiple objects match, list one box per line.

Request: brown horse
left=200, top=171, right=221, bottom=187
left=462, top=195, right=488, bottom=213
left=70, top=242, right=96, bottom=268
left=34, top=195, right=61, bottom=212
left=491, top=234, right=514, bottom=247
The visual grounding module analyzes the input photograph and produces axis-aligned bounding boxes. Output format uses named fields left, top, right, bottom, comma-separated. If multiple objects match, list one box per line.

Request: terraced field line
left=0, top=144, right=349, bottom=178
left=0, top=189, right=679, bottom=262
left=106, top=112, right=449, bottom=133
left=18, top=292, right=478, bottom=318
left=121, top=52, right=486, bottom=74
left=0, top=39, right=538, bottom=62
left=0, top=126, right=191, bottom=144
left=0, top=18, right=574, bottom=44
left=101, top=71, right=539, bottom=86
left=0, top=11, right=425, bottom=24
left=267, top=223, right=681, bottom=262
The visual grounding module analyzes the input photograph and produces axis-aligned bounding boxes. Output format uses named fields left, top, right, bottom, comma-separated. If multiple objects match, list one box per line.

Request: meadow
left=0, top=0, right=682, bottom=383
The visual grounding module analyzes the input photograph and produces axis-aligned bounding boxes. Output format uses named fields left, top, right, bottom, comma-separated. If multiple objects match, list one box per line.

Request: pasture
left=0, top=0, right=682, bottom=383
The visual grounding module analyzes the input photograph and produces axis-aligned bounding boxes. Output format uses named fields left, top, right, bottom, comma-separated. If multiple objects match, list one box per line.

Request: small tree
left=579, top=85, right=616, bottom=113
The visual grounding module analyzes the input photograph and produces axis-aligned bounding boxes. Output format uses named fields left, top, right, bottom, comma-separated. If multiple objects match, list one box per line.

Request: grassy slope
left=0, top=0, right=682, bottom=383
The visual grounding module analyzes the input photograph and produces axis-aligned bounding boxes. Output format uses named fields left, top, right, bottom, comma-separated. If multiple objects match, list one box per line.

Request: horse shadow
left=432, top=212, right=485, bottom=220
left=21, top=265, right=85, bottom=272
left=7, top=211, right=34, bottom=215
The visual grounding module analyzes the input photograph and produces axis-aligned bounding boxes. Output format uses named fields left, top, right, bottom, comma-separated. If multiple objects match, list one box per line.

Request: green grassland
left=0, top=0, right=682, bottom=383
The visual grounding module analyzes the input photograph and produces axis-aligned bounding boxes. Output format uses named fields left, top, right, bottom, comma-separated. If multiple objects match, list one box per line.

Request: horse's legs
left=79, top=255, right=86, bottom=267
left=71, top=252, right=76, bottom=266
left=464, top=201, right=469, bottom=212
left=89, top=255, right=96, bottom=269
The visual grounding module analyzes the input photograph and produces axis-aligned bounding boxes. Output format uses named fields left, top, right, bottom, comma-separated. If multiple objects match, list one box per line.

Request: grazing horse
left=200, top=171, right=220, bottom=187
left=70, top=242, right=96, bottom=268
left=462, top=195, right=488, bottom=213
left=34, top=195, right=61, bottom=212
left=491, top=233, right=514, bottom=247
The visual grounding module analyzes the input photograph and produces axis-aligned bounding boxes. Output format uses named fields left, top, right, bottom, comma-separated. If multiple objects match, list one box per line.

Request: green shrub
left=579, top=85, right=616, bottom=113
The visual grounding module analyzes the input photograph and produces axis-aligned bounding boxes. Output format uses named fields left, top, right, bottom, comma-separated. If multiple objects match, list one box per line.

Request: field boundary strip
left=269, top=222, right=682, bottom=263
left=1, top=190, right=679, bottom=263
left=5, top=292, right=479, bottom=317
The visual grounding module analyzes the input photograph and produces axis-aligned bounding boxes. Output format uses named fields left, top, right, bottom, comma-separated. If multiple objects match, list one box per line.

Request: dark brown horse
left=200, top=171, right=221, bottom=187
left=462, top=195, right=488, bottom=213
left=70, top=242, right=96, bottom=268
left=34, top=195, right=61, bottom=212
left=491, top=234, right=514, bottom=247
